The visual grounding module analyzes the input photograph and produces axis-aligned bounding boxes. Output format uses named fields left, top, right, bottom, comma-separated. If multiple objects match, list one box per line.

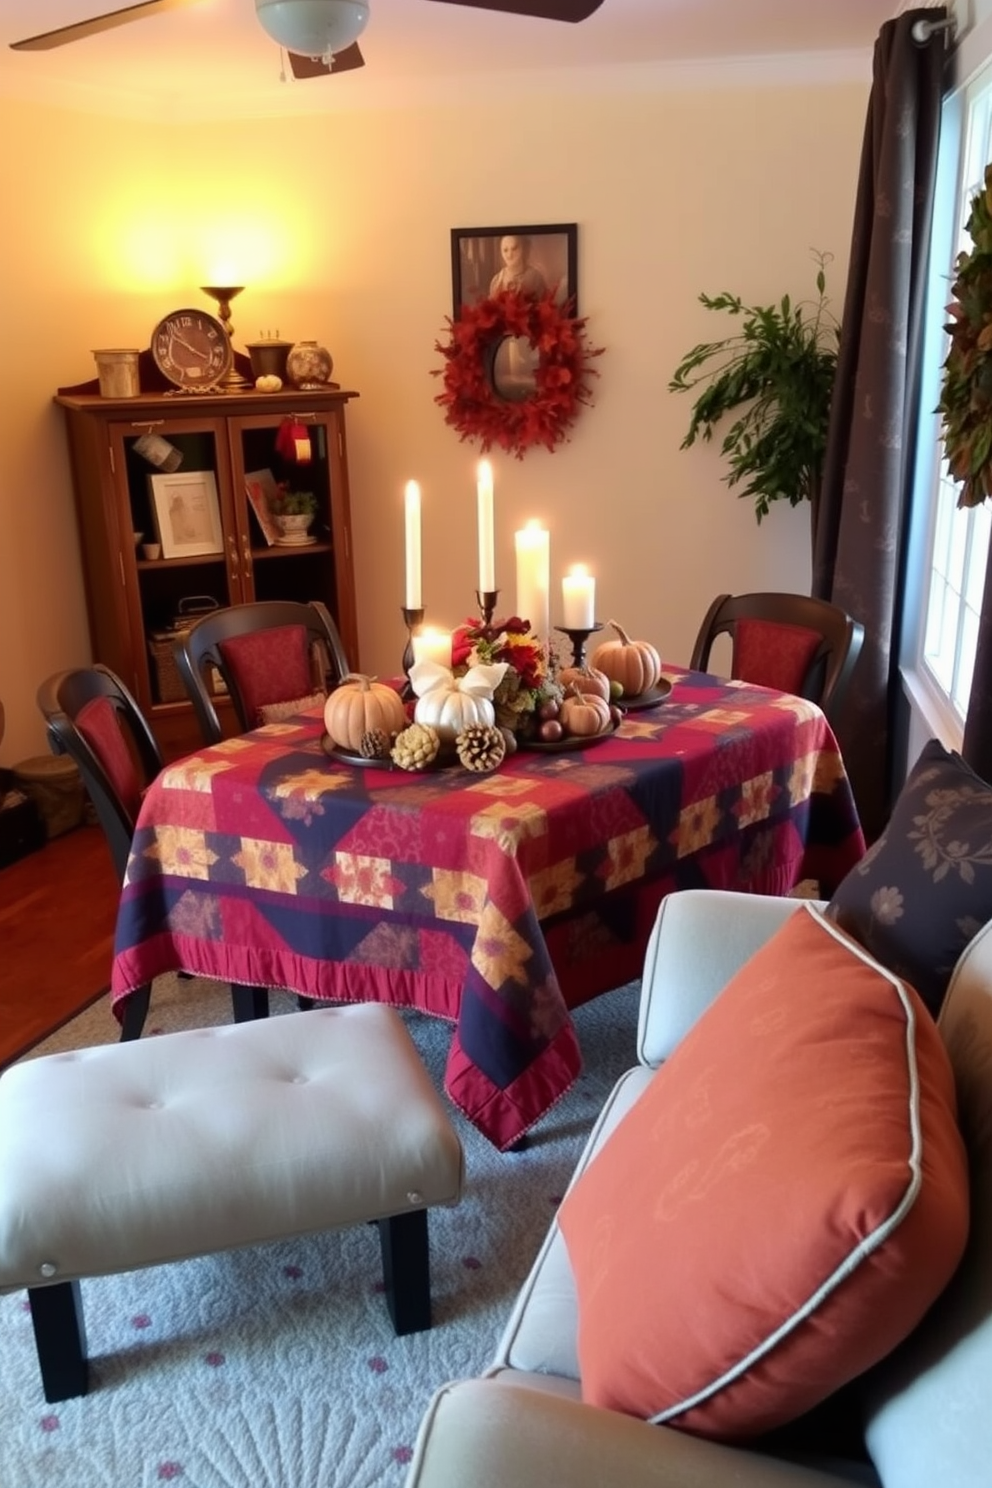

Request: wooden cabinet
left=56, top=375, right=360, bottom=760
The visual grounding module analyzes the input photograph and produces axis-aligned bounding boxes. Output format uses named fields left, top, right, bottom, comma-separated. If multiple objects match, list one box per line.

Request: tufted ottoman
left=0, top=1004, right=464, bottom=1402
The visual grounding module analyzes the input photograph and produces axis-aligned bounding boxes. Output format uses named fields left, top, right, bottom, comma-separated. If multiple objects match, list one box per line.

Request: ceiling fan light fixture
left=255, top=0, right=370, bottom=58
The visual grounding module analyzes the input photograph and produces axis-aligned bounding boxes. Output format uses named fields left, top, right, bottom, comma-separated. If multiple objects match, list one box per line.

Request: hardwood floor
left=0, top=824, right=119, bottom=1068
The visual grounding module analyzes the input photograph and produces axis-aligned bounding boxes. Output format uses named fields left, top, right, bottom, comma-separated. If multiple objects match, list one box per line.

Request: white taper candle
left=404, top=480, right=422, bottom=609
left=477, top=460, right=495, bottom=592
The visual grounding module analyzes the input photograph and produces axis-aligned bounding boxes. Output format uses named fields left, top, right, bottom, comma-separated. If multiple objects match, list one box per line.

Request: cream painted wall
left=0, top=73, right=869, bottom=767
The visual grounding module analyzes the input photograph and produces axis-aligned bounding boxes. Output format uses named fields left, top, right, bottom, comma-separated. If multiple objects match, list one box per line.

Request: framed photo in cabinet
left=149, top=471, right=224, bottom=560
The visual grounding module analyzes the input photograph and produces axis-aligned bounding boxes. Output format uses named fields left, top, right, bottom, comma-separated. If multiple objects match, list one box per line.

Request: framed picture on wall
left=451, top=223, right=578, bottom=317
left=149, top=470, right=224, bottom=560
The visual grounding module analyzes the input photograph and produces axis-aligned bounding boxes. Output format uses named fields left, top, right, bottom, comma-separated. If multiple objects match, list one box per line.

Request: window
left=910, top=64, right=992, bottom=741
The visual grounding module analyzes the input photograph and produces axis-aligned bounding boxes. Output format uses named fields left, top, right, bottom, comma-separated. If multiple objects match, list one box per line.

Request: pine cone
left=455, top=723, right=507, bottom=773
left=359, top=728, right=390, bottom=760
left=391, top=722, right=440, bottom=771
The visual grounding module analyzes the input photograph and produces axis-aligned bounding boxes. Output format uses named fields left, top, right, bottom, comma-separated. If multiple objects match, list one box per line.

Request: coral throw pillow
left=558, top=904, right=968, bottom=1440
left=218, top=626, right=315, bottom=727
left=827, top=738, right=992, bottom=1018
left=731, top=618, right=823, bottom=696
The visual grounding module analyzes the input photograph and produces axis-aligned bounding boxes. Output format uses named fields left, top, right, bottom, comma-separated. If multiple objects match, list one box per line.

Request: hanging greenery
left=939, top=161, right=992, bottom=509
left=668, top=253, right=839, bottom=528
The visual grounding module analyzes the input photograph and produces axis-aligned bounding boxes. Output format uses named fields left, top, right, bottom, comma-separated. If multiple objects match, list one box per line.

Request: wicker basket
left=148, top=596, right=219, bottom=705
left=148, top=630, right=188, bottom=703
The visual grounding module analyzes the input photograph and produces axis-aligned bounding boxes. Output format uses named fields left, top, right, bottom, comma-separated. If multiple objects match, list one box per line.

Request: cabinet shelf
left=57, top=380, right=360, bottom=761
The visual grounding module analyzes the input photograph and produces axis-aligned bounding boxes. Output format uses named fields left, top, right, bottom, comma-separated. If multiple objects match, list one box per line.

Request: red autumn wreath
left=432, top=289, right=604, bottom=459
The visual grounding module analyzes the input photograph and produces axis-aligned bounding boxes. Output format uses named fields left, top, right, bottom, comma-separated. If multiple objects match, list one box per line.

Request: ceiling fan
left=9, top=0, right=605, bottom=82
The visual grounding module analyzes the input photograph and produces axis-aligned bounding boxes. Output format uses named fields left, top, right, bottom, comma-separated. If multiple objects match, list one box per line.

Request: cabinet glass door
left=228, top=410, right=358, bottom=665
left=112, top=417, right=240, bottom=712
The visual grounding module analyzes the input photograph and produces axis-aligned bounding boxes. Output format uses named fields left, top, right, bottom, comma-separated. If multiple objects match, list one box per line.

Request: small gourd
left=560, top=689, right=612, bottom=737
left=558, top=664, right=610, bottom=702
left=590, top=619, right=662, bottom=698
left=323, top=673, right=406, bottom=753
left=255, top=373, right=283, bottom=392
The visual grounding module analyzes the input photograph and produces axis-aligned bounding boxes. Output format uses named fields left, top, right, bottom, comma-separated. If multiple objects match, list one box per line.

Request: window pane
left=917, top=66, right=992, bottom=729
left=947, top=502, right=969, bottom=593
left=926, top=575, right=955, bottom=690
left=965, top=501, right=991, bottom=611
left=932, top=479, right=955, bottom=574
left=954, top=602, right=979, bottom=715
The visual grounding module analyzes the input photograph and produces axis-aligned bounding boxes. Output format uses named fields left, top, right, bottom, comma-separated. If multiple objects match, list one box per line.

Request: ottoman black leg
left=378, top=1209, right=431, bottom=1335
left=28, top=1280, right=89, bottom=1402
left=231, top=984, right=269, bottom=1021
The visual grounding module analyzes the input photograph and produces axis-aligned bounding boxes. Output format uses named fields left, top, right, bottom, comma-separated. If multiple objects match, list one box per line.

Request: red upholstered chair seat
left=730, top=618, right=823, bottom=696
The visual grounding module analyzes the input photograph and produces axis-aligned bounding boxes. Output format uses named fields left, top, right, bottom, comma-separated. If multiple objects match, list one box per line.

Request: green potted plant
left=939, top=162, right=992, bottom=509
left=668, top=253, right=839, bottom=543
left=270, top=486, right=318, bottom=542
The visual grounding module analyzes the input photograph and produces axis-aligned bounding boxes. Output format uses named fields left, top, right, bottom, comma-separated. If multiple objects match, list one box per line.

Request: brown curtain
left=962, top=565, right=992, bottom=777
left=812, top=10, right=945, bottom=843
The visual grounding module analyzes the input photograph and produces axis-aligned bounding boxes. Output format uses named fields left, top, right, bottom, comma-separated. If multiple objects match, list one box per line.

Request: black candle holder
left=401, top=605, right=425, bottom=694
left=475, top=589, right=499, bottom=635
left=555, top=621, right=603, bottom=669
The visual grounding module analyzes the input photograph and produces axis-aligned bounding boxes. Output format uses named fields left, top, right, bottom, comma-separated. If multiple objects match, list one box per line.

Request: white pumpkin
left=410, top=659, right=507, bottom=743
left=415, top=687, right=495, bottom=741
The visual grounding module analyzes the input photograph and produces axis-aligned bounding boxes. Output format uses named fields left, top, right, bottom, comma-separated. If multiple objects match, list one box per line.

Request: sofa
left=404, top=884, right=992, bottom=1488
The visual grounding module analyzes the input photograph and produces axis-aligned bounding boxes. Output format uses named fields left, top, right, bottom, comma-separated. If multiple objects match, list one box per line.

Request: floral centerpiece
left=451, top=614, right=562, bottom=739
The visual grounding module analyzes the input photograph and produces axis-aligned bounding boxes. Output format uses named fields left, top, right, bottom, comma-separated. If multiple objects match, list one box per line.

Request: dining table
left=111, top=667, right=865, bottom=1150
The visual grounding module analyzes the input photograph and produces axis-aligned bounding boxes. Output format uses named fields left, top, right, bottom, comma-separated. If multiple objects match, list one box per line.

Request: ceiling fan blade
left=426, top=0, right=604, bottom=20
left=9, top=0, right=206, bottom=51
left=288, top=42, right=365, bottom=79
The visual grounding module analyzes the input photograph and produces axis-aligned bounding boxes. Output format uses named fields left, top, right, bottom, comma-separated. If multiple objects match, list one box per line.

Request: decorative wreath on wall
left=432, top=288, right=604, bottom=458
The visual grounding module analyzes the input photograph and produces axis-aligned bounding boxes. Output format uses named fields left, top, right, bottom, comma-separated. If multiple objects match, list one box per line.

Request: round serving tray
left=320, top=734, right=461, bottom=771
left=521, top=721, right=620, bottom=754
left=321, top=735, right=394, bottom=769
left=618, top=678, right=673, bottom=711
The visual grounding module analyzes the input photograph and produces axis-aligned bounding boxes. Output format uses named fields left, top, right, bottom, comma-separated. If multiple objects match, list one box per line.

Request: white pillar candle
left=411, top=628, right=452, bottom=670
left=562, top=565, right=596, bottom=629
left=514, top=521, right=550, bottom=642
left=477, top=459, right=495, bottom=593
left=404, top=479, right=422, bottom=609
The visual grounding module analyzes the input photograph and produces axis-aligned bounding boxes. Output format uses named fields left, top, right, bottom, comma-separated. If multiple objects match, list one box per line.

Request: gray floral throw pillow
left=827, top=739, right=992, bottom=1017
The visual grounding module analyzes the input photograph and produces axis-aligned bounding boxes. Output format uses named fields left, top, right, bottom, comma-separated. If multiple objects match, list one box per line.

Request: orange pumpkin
left=323, top=673, right=407, bottom=752
left=560, top=690, right=612, bottom=737
left=590, top=620, right=662, bottom=698
left=559, top=664, right=611, bottom=701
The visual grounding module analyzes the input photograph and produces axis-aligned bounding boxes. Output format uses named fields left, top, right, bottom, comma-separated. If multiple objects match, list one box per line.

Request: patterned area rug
left=0, top=974, right=640, bottom=1487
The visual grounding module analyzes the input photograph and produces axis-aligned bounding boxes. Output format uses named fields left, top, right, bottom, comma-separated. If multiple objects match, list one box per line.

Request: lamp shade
left=255, top=0, right=370, bottom=58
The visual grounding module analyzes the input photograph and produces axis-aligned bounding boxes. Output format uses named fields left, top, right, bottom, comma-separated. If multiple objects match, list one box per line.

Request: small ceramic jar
left=286, top=340, right=334, bottom=389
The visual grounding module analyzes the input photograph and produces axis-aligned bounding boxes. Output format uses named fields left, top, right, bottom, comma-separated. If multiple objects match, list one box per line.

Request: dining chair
left=36, top=664, right=270, bottom=1038
left=173, top=599, right=350, bottom=746
left=688, top=591, right=864, bottom=726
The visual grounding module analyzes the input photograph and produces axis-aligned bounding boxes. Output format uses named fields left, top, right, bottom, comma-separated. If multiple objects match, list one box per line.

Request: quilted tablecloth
left=111, top=669, right=865, bottom=1148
